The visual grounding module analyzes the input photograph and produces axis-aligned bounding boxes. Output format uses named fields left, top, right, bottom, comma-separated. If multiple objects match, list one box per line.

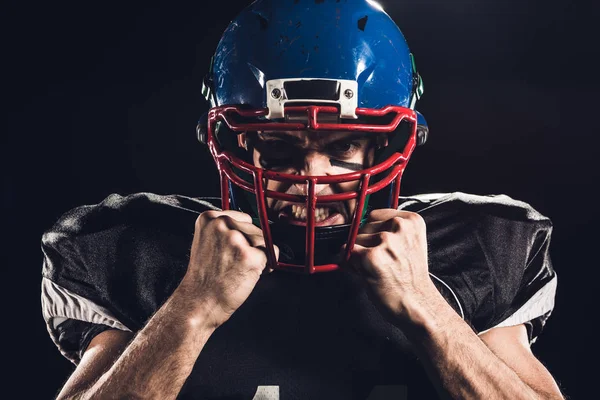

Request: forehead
left=257, top=130, right=373, bottom=145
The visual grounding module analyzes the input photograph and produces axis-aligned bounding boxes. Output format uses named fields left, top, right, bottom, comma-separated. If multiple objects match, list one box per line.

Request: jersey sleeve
left=52, top=319, right=115, bottom=363
left=41, top=192, right=217, bottom=364
left=400, top=192, right=558, bottom=344
left=41, top=273, right=132, bottom=364
left=475, top=201, right=556, bottom=343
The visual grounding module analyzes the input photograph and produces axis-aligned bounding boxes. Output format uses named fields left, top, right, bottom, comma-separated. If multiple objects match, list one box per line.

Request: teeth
left=290, top=205, right=331, bottom=222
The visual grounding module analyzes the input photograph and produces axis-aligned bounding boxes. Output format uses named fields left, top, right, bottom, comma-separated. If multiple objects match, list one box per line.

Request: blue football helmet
left=198, top=0, right=428, bottom=273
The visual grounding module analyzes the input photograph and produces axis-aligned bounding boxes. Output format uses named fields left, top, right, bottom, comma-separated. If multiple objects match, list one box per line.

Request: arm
left=56, top=210, right=277, bottom=400
left=56, top=281, right=219, bottom=400
left=479, top=324, right=564, bottom=398
left=56, top=329, right=132, bottom=400
left=400, top=290, right=564, bottom=399
left=346, top=209, right=564, bottom=400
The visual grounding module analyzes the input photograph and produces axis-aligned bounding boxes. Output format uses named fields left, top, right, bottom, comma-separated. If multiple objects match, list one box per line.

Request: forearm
left=400, top=293, right=540, bottom=400
left=78, top=282, right=217, bottom=400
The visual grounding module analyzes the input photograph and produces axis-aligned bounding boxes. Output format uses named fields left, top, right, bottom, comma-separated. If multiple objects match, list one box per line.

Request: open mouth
left=278, top=204, right=346, bottom=227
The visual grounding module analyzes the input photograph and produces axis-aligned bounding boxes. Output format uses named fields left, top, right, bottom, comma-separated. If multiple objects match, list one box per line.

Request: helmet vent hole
left=358, top=16, right=368, bottom=31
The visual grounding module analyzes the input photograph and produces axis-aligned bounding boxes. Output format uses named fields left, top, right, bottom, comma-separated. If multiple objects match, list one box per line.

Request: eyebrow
left=257, top=132, right=305, bottom=144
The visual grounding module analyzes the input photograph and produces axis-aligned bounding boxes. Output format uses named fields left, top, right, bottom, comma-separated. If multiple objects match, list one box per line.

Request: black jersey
left=41, top=192, right=557, bottom=400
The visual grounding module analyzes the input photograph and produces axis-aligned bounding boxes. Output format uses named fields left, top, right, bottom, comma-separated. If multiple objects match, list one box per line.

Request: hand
left=343, top=209, right=441, bottom=327
left=181, top=210, right=279, bottom=328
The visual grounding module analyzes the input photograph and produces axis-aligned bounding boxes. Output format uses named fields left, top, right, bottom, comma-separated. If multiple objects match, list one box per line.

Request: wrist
left=393, top=286, right=459, bottom=338
left=172, top=278, right=224, bottom=332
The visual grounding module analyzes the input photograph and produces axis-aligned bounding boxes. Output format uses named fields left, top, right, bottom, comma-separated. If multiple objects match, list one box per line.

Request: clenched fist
left=343, top=209, right=444, bottom=328
left=180, top=210, right=279, bottom=328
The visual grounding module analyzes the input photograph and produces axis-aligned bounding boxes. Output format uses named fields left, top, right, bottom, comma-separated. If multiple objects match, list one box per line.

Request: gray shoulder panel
left=41, top=277, right=131, bottom=363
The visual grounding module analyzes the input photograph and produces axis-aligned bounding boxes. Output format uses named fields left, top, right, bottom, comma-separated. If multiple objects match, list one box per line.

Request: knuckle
left=203, top=210, right=221, bottom=220
left=226, top=229, right=247, bottom=248
left=250, top=237, right=267, bottom=249
left=406, top=211, right=424, bottom=224
left=212, top=215, right=233, bottom=233
left=390, top=217, right=403, bottom=231
left=195, top=215, right=206, bottom=230
left=409, top=212, right=426, bottom=230
left=197, top=210, right=219, bottom=227
left=240, top=248, right=265, bottom=269
left=379, top=230, right=394, bottom=244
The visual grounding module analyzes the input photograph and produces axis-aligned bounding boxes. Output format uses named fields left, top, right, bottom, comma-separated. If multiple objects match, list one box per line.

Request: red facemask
left=203, top=104, right=418, bottom=274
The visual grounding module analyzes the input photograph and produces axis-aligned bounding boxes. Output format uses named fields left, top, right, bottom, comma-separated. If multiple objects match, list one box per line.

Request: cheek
left=265, top=179, right=285, bottom=191
left=337, top=180, right=361, bottom=215
left=367, top=147, right=375, bottom=167
left=339, top=180, right=360, bottom=191
left=344, top=147, right=375, bottom=214
left=252, top=150, right=261, bottom=168
left=347, top=199, right=357, bottom=215
left=264, top=179, right=290, bottom=208
left=253, top=151, right=282, bottom=207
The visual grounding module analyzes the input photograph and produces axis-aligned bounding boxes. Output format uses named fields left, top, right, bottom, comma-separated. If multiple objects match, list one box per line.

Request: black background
left=5, top=0, right=598, bottom=398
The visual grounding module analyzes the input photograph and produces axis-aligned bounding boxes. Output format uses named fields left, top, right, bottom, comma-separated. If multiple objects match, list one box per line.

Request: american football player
left=41, top=1, right=564, bottom=398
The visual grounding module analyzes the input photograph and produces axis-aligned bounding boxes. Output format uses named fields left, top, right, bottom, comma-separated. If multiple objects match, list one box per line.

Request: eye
left=263, top=140, right=290, bottom=152
left=256, top=139, right=295, bottom=155
left=256, top=140, right=296, bottom=168
left=327, top=140, right=361, bottom=158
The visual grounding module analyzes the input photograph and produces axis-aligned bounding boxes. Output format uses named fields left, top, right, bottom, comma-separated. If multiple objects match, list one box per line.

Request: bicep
left=56, top=329, right=133, bottom=400
left=479, top=324, right=564, bottom=399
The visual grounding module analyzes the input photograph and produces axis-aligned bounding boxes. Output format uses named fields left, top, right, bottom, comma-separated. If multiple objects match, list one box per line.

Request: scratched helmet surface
left=198, top=0, right=428, bottom=273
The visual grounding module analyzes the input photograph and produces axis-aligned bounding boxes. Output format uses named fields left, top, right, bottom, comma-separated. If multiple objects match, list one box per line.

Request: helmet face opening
left=205, top=102, right=418, bottom=274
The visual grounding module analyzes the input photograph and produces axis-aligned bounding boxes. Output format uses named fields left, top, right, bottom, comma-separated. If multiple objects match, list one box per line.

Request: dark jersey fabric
left=41, top=192, right=556, bottom=400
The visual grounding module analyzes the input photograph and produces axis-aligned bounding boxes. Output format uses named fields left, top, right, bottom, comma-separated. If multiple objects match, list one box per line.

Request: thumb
left=338, top=243, right=365, bottom=276
left=260, top=243, right=280, bottom=275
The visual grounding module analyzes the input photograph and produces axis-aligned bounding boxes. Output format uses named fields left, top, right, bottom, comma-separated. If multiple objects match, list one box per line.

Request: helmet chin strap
left=268, top=210, right=372, bottom=267
left=270, top=222, right=351, bottom=266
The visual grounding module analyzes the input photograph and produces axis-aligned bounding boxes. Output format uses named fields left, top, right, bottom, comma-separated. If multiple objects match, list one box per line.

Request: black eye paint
left=329, top=159, right=364, bottom=171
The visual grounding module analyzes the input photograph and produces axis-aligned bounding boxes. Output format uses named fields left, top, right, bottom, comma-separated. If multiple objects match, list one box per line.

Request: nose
left=294, top=151, right=332, bottom=194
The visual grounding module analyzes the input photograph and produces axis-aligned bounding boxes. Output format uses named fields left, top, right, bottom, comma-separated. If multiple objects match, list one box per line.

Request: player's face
left=252, top=130, right=378, bottom=226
